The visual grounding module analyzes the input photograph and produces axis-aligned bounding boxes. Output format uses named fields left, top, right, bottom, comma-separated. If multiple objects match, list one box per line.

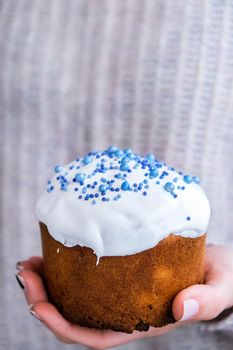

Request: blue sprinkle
left=92, top=200, right=97, bottom=205
left=173, top=177, right=178, bottom=183
left=134, top=188, right=138, bottom=192
left=75, top=173, right=86, bottom=183
left=143, top=191, right=147, bottom=196
left=87, top=184, right=91, bottom=188
left=50, top=185, right=54, bottom=191
left=192, top=176, right=200, bottom=184
left=142, top=160, right=148, bottom=166
left=110, top=188, right=115, bottom=191
left=128, top=153, right=136, bottom=160
left=164, top=182, right=175, bottom=193
left=47, top=188, right=52, bottom=193
left=145, top=184, right=149, bottom=189
left=146, top=154, right=155, bottom=163
left=82, top=187, right=87, bottom=194
left=156, top=181, right=160, bottom=185
left=89, top=194, right=94, bottom=198
left=78, top=195, right=82, bottom=199
left=94, top=181, right=98, bottom=185
left=173, top=194, right=178, bottom=198
left=187, top=216, right=191, bottom=221
left=123, top=173, right=127, bottom=178
left=183, top=175, right=193, bottom=184
left=143, top=179, right=148, bottom=184
left=115, top=149, right=124, bottom=157
left=74, top=187, right=78, bottom=191
left=47, top=180, right=52, bottom=184
left=115, top=188, right=120, bottom=192
left=149, top=168, right=159, bottom=178
left=99, top=184, right=108, bottom=193
left=101, top=177, right=107, bottom=183
left=95, top=193, right=99, bottom=198
left=120, top=163, right=129, bottom=171
left=182, top=186, right=185, bottom=190
left=121, top=181, right=130, bottom=191
left=117, top=194, right=121, bottom=199
left=107, top=145, right=118, bottom=153
left=124, top=148, right=132, bottom=155
left=133, top=183, right=137, bottom=187
left=69, top=165, right=75, bottom=170
left=54, top=165, right=63, bottom=173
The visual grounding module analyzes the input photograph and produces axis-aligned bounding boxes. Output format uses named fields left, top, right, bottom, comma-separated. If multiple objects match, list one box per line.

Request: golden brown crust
left=40, top=222, right=206, bottom=333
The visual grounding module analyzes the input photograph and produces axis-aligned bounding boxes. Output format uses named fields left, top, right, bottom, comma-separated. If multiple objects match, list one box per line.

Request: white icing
left=36, top=150, right=211, bottom=259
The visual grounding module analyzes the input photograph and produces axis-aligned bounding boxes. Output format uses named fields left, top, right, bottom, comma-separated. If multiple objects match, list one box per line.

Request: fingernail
left=180, top=299, right=199, bottom=321
left=15, top=273, right=25, bottom=290
left=16, top=261, right=25, bottom=272
left=29, top=304, right=42, bottom=322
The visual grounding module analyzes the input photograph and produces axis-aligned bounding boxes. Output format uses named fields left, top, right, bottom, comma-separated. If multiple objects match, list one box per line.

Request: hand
left=15, top=245, right=233, bottom=349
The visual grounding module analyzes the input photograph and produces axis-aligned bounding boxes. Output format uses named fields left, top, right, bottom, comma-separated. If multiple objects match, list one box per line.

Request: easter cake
left=36, top=146, right=210, bottom=333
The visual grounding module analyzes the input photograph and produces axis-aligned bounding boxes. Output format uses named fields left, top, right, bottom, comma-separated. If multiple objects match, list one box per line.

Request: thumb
left=172, top=279, right=233, bottom=322
left=172, top=246, right=233, bottom=322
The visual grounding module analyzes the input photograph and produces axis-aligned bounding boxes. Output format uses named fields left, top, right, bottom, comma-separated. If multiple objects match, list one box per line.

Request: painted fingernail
left=180, top=299, right=199, bottom=321
left=15, top=273, right=25, bottom=290
left=29, top=304, right=42, bottom=322
left=16, top=261, right=25, bottom=272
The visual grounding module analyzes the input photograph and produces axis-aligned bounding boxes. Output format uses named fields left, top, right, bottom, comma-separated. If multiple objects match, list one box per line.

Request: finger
left=32, top=301, right=138, bottom=349
left=16, top=256, right=44, bottom=274
left=172, top=276, right=233, bottom=322
left=16, top=270, right=48, bottom=305
left=172, top=245, right=233, bottom=322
